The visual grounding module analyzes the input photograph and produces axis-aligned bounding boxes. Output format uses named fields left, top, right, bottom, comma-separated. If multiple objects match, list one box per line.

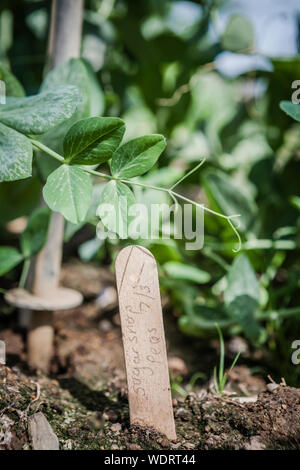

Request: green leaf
left=0, top=85, right=80, bottom=134
left=178, top=306, right=234, bottom=338
left=63, top=117, right=125, bottom=165
left=163, top=261, right=211, bottom=284
left=43, top=165, right=93, bottom=224
left=222, top=14, right=254, bottom=52
left=225, top=254, right=265, bottom=343
left=41, top=58, right=104, bottom=118
left=0, top=122, right=32, bottom=182
left=280, top=101, right=300, bottom=122
left=0, top=176, right=41, bottom=224
left=21, top=207, right=50, bottom=257
left=97, top=180, right=135, bottom=237
left=40, top=58, right=104, bottom=154
left=0, top=64, right=25, bottom=97
left=0, top=246, right=23, bottom=275
left=78, top=237, right=103, bottom=262
left=290, top=196, right=300, bottom=211
left=81, top=59, right=105, bottom=117
left=111, top=134, right=166, bottom=178
left=202, top=169, right=256, bottom=232
left=225, top=254, right=259, bottom=305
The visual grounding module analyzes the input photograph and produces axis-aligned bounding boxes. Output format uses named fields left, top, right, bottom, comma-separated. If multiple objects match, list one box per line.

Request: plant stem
left=31, top=139, right=242, bottom=251
left=27, top=0, right=84, bottom=373
left=30, top=139, right=65, bottom=163
left=257, top=307, right=300, bottom=320
left=19, top=258, right=31, bottom=289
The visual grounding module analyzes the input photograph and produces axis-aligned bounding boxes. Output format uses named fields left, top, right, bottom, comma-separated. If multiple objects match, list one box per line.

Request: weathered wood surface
left=5, top=287, right=83, bottom=311
left=29, top=412, right=59, bottom=450
left=115, top=245, right=176, bottom=440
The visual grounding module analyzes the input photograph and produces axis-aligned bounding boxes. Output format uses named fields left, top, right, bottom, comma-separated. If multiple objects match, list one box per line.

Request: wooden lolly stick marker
left=115, top=245, right=176, bottom=440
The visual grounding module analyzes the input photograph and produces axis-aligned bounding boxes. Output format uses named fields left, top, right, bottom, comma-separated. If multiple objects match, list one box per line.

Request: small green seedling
left=213, top=323, right=241, bottom=396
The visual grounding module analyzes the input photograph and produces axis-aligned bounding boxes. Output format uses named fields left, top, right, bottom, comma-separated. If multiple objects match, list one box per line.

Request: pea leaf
left=0, top=85, right=80, bottom=134
left=40, top=58, right=104, bottom=153
left=41, top=58, right=104, bottom=118
left=0, top=246, right=23, bottom=275
left=97, top=180, right=135, bottom=237
left=21, top=207, right=50, bottom=257
left=163, top=261, right=211, bottom=284
left=202, top=169, right=256, bottom=232
left=0, top=64, right=25, bottom=97
left=222, top=14, right=254, bottom=52
left=0, top=122, right=32, bottom=182
left=43, top=165, right=93, bottom=224
left=280, top=101, right=300, bottom=122
left=0, top=177, right=41, bottom=225
left=63, top=117, right=125, bottom=165
left=110, top=134, right=166, bottom=178
left=225, top=254, right=265, bottom=343
left=179, top=309, right=234, bottom=338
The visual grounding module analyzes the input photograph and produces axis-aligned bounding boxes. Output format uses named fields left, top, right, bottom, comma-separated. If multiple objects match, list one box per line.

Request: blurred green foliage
left=1, top=0, right=300, bottom=384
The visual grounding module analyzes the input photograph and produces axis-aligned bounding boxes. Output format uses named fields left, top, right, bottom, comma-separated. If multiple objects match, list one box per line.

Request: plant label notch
left=115, top=245, right=176, bottom=440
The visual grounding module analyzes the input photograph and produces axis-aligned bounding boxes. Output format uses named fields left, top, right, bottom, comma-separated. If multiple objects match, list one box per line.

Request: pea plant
left=0, top=59, right=242, bottom=286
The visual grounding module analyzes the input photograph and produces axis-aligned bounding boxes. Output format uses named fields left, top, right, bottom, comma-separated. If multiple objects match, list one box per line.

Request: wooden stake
left=115, top=245, right=176, bottom=440
left=27, top=0, right=84, bottom=372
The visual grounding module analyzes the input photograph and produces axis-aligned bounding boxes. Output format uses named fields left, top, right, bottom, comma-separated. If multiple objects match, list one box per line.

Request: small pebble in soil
left=103, top=410, right=119, bottom=422
left=184, top=442, right=195, bottom=450
left=98, top=319, right=113, bottom=333
left=128, top=443, right=142, bottom=450
left=267, top=383, right=279, bottom=392
left=175, top=407, right=189, bottom=420
left=111, top=423, right=122, bottom=433
left=158, top=438, right=170, bottom=448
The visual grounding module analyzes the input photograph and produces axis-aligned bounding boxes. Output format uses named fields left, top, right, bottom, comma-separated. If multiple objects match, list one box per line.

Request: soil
left=1, top=260, right=300, bottom=450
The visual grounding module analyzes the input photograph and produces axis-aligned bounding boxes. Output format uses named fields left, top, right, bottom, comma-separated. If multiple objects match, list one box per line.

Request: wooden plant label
left=115, top=245, right=176, bottom=440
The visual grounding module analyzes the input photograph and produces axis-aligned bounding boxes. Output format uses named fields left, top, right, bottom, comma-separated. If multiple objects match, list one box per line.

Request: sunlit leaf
left=111, top=134, right=166, bottom=178
left=97, top=180, right=135, bottom=237
left=280, top=101, right=300, bottom=122
left=0, top=122, right=32, bottom=182
left=63, top=117, right=125, bottom=165
left=0, top=85, right=80, bottom=134
left=43, top=165, right=93, bottom=224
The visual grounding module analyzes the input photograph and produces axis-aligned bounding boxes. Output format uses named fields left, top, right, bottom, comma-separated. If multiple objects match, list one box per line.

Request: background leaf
left=0, top=122, right=32, bottom=182
left=222, top=14, right=254, bottom=52
left=0, top=63, right=25, bottom=97
left=202, top=169, right=256, bottom=233
left=20, top=207, right=50, bottom=257
left=225, top=254, right=265, bottom=342
left=40, top=58, right=104, bottom=153
left=111, top=134, right=166, bottom=178
left=97, top=180, right=135, bottom=237
left=280, top=101, right=300, bottom=121
left=43, top=165, right=93, bottom=224
left=0, top=246, right=23, bottom=275
left=163, top=261, right=211, bottom=284
left=0, top=85, right=80, bottom=134
left=63, top=116, right=125, bottom=165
